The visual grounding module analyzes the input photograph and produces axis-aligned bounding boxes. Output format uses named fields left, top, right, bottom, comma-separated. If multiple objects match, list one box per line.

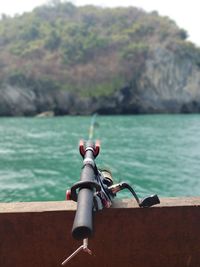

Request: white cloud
left=0, top=0, right=47, bottom=16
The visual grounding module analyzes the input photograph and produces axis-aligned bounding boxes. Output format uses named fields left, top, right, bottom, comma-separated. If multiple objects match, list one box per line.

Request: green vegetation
left=0, top=1, right=199, bottom=97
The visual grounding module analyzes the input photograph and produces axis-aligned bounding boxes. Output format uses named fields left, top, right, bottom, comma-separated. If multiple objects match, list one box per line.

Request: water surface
left=0, top=115, right=200, bottom=202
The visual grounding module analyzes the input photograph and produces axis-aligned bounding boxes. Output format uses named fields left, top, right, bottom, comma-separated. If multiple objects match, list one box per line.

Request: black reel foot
left=139, top=194, right=160, bottom=208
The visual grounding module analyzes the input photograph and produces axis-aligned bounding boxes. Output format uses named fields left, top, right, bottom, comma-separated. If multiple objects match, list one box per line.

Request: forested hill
left=1, top=1, right=200, bottom=116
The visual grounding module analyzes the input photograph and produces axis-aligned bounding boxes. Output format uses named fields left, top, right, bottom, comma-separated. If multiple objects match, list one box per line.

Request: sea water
left=0, top=115, right=200, bottom=202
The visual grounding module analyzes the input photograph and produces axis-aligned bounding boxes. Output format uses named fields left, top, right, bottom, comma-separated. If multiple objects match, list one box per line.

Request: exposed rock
left=1, top=4, right=200, bottom=116
left=92, top=45, right=200, bottom=115
left=137, top=46, right=200, bottom=113
left=0, top=85, right=37, bottom=116
left=1, top=46, right=200, bottom=116
left=36, top=111, right=55, bottom=117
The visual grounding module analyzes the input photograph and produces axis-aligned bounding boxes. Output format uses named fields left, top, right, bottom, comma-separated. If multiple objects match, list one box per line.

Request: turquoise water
left=0, top=115, right=200, bottom=202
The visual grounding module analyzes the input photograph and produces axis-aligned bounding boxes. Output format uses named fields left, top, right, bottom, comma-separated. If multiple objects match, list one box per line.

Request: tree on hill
left=0, top=1, right=199, bottom=99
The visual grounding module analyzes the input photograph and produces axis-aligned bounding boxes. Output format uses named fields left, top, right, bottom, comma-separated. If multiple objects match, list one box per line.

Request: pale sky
left=1, top=0, right=200, bottom=46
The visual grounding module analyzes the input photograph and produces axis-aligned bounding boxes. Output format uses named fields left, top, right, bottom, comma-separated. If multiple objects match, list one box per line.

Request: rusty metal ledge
left=1, top=197, right=200, bottom=213
left=0, top=198, right=200, bottom=267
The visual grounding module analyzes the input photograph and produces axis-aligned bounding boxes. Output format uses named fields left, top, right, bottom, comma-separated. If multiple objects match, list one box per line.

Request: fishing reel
left=67, top=168, right=160, bottom=210
left=66, top=140, right=160, bottom=213
left=96, top=169, right=160, bottom=209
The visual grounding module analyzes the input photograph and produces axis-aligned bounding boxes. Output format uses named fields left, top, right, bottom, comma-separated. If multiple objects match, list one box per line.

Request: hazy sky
left=1, top=0, right=200, bottom=46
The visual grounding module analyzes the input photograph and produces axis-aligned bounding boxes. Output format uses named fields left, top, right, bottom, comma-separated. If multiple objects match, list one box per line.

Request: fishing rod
left=62, top=115, right=160, bottom=265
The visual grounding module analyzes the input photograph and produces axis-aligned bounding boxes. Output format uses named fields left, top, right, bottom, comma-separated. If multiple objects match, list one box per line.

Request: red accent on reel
left=66, top=190, right=71, bottom=200
left=101, top=198, right=111, bottom=208
left=79, top=139, right=85, bottom=157
left=94, top=140, right=100, bottom=157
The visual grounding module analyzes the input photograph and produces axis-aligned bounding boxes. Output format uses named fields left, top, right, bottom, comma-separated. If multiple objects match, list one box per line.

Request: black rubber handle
left=72, top=188, right=94, bottom=240
left=72, top=142, right=96, bottom=240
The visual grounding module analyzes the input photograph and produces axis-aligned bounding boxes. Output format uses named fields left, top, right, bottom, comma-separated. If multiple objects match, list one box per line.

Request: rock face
left=1, top=46, right=200, bottom=116
left=137, top=46, right=200, bottom=113
left=0, top=83, right=102, bottom=116
left=100, top=46, right=200, bottom=115
left=1, top=3, right=200, bottom=116
left=90, top=45, right=200, bottom=115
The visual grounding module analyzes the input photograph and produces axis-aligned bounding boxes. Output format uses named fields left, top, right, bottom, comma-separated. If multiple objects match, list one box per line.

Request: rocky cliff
left=0, top=3, right=200, bottom=116
left=1, top=44, right=200, bottom=116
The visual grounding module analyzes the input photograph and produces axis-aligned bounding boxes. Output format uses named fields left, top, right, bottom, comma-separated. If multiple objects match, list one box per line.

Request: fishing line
left=88, top=113, right=98, bottom=140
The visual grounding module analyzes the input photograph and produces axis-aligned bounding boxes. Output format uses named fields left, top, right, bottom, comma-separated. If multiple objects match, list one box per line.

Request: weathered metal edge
left=0, top=197, right=200, bottom=213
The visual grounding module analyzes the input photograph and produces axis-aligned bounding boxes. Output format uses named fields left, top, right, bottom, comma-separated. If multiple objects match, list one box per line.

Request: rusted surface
left=0, top=198, right=200, bottom=267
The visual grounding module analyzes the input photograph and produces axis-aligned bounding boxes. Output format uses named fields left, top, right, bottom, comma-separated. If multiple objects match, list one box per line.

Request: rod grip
left=72, top=188, right=94, bottom=240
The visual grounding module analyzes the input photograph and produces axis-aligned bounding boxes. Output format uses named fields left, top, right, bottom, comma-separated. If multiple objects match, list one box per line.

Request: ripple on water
left=0, top=115, right=200, bottom=202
